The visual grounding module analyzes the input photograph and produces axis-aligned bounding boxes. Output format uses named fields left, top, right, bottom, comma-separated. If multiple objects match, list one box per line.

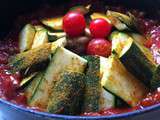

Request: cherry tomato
left=87, top=38, right=111, bottom=57
left=89, top=18, right=112, bottom=38
left=63, top=12, right=86, bottom=37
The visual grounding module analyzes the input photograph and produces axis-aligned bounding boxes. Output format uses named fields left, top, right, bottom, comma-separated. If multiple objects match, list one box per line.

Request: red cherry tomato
left=63, top=12, right=86, bottom=37
left=87, top=38, right=111, bottom=57
left=89, top=18, right=112, bottom=38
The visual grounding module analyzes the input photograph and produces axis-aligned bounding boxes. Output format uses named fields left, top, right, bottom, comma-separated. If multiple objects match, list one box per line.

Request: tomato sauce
left=0, top=4, right=160, bottom=116
left=0, top=31, right=27, bottom=106
left=82, top=90, right=160, bottom=116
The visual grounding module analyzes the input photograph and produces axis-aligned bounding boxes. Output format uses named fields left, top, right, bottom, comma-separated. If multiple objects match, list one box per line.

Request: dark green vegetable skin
left=110, top=31, right=159, bottom=89
left=151, top=66, right=160, bottom=89
left=82, top=56, right=101, bottom=112
left=47, top=71, right=85, bottom=115
left=25, top=72, right=44, bottom=104
left=120, top=43, right=156, bottom=87
left=8, top=43, right=51, bottom=72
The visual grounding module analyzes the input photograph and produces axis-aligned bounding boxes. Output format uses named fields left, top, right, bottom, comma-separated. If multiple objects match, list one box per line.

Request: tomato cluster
left=63, top=12, right=112, bottom=57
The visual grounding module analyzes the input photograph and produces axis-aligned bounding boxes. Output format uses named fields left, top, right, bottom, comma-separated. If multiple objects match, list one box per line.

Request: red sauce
left=0, top=4, right=160, bottom=116
left=82, top=90, right=160, bottom=116
left=0, top=30, right=27, bottom=106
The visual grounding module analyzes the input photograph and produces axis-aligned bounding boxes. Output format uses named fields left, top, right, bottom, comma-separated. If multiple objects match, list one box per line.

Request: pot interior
left=0, top=0, right=159, bottom=38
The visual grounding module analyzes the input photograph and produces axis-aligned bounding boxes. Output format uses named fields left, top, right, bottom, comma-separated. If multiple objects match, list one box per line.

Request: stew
left=0, top=2, right=160, bottom=116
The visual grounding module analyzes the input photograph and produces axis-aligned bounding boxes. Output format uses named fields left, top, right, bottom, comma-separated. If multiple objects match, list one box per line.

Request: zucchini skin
left=102, top=55, right=148, bottom=107
left=90, top=12, right=110, bottom=22
left=8, top=43, right=51, bottom=72
left=110, top=31, right=156, bottom=87
left=82, top=56, right=101, bottom=112
left=106, top=11, right=137, bottom=31
left=82, top=56, right=116, bottom=112
left=120, top=43, right=156, bottom=86
left=25, top=72, right=44, bottom=104
left=151, top=66, right=160, bottom=89
left=20, top=72, right=37, bottom=87
left=41, top=17, right=63, bottom=31
left=47, top=71, right=85, bottom=115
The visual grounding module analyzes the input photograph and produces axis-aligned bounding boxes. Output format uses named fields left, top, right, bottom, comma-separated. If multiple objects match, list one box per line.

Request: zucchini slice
left=100, top=57, right=116, bottom=109
left=31, top=30, right=48, bottom=49
left=90, top=12, right=111, bottom=23
left=106, top=11, right=137, bottom=31
left=34, top=25, right=45, bottom=31
left=48, top=31, right=66, bottom=42
left=69, top=5, right=91, bottom=15
left=47, top=71, right=85, bottom=115
left=151, top=66, right=160, bottom=89
left=19, top=24, right=36, bottom=52
left=9, top=37, right=67, bottom=72
left=20, top=72, right=37, bottom=87
left=28, top=47, right=87, bottom=109
left=25, top=72, right=44, bottom=104
left=41, top=17, right=63, bottom=31
left=51, top=37, right=67, bottom=53
left=101, top=55, right=148, bottom=106
left=82, top=56, right=115, bottom=112
left=100, top=88, right=115, bottom=110
left=8, top=43, right=52, bottom=72
left=45, top=47, right=87, bottom=84
left=82, top=56, right=101, bottom=112
left=110, top=31, right=156, bottom=86
left=129, top=33, right=147, bottom=45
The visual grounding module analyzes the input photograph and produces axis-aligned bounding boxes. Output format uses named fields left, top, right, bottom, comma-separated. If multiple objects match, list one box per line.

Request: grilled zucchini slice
left=28, top=47, right=87, bottom=109
left=9, top=43, right=52, bottom=72
left=110, top=31, right=156, bottom=86
left=129, top=33, right=147, bottom=45
left=106, top=11, right=137, bottom=31
left=34, top=25, right=45, bottom=31
left=48, top=31, right=66, bottom=42
left=90, top=12, right=111, bottom=23
left=25, top=72, right=44, bottom=104
left=20, top=72, right=37, bottom=87
left=9, top=36, right=68, bottom=72
left=101, top=55, right=148, bottom=106
left=31, top=29, right=48, bottom=49
left=47, top=71, right=85, bottom=115
left=69, top=5, right=91, bottom=15
left=41, top=17, right=63, bottom=31
left=19, top=24, right=36, bottom=52
left=82, top=56, right=115, bottom=112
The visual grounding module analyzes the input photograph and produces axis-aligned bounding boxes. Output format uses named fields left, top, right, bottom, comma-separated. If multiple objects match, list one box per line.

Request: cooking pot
left=0, top=0, right=160, bottom=120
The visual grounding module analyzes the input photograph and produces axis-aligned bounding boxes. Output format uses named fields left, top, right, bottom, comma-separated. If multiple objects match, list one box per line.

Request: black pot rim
left=0, top=98, right=160, bottom=119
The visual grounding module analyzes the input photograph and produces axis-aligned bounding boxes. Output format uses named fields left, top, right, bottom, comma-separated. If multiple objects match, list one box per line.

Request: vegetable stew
left=0, top=2, right=160, bottom=116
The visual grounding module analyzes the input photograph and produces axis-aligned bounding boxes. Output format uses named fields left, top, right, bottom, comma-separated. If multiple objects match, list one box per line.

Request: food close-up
left=0, top=0, right=160, bottom=120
